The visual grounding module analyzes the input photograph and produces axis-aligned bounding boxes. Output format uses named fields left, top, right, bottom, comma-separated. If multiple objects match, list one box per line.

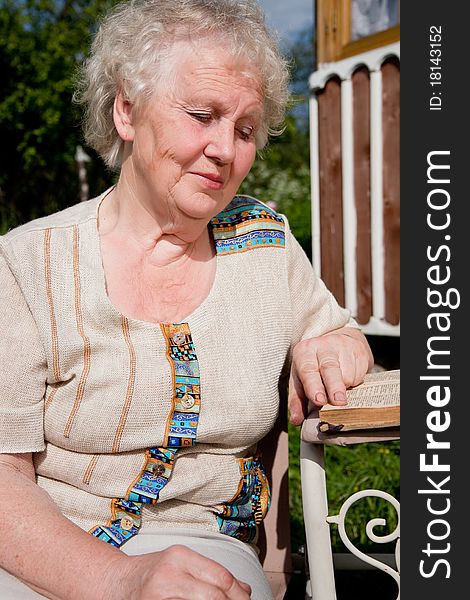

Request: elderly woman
left=0, top=0, right=373, bottom=598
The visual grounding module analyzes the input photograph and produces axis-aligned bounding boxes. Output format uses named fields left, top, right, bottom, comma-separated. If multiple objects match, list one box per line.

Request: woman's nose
left=204, top=120, right=236, bottom=164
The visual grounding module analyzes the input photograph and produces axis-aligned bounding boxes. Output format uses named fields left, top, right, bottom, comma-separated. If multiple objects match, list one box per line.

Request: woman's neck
left=98, top=180, right=210, bottom=269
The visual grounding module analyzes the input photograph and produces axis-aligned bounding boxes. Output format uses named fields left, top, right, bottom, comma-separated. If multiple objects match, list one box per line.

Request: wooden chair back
left=258, top=385, right=293, bottom=599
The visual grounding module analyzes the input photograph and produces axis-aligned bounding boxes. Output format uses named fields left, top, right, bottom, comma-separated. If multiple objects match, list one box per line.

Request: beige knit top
left=0, top=191, right=352, bottom=546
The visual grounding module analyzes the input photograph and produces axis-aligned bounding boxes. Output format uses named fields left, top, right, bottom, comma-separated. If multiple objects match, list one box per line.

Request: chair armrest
left=300, top=411, right=400, bottom=600
left=301, top=410, right=400, bottom=446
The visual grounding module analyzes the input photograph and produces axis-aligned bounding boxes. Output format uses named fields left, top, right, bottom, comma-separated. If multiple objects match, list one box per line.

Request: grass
left=286, top=424, right=400, bottom=598
left=287, top=423, right=400, bottom=555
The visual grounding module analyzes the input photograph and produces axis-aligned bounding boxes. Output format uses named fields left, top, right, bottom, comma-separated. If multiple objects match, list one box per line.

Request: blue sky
left=257, top=0, right=314, bottom=41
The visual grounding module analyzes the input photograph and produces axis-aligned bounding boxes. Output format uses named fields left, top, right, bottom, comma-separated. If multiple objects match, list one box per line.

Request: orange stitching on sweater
left=112, top=316, right=137, bottom=452
left=64, top=226, right=91, bottom=438
left=160, top=323, right=177, bottom=446
left=44, top=386, right=58, bottom=411
left=83, top=455, right=99, bottom=485
left=44, top=229, right=60, bottom=381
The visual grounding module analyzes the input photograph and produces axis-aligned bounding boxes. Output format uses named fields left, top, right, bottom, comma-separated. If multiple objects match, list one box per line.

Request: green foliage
left=0, top=0, right=116, bottom=231
left=288, top=421, right=400, bottom=554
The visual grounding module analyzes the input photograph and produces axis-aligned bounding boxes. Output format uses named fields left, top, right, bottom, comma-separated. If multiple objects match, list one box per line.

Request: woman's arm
left=283, top=224, right=373, bottom=426
left=0, top=452, right=132, bottom=599
left=288, top=326, right=374, bottom=426
left=0, top=453, right=251, bottom=600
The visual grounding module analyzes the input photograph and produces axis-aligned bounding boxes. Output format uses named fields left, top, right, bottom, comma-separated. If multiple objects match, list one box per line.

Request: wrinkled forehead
left=159, top=36, right=264, bottom=98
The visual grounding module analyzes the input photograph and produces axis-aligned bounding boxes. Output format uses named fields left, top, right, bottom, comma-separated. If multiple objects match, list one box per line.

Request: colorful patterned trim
left=216, top=455, right=271, bottom=543
left=211, top=196, right=286, bottom=256
left=89, top=323, right=201, bottom=548
left=161, top=323, right=201, bottom=448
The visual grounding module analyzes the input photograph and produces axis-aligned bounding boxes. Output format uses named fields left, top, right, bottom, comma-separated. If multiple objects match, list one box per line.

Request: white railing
left=309, top=43, right=400, bottom=337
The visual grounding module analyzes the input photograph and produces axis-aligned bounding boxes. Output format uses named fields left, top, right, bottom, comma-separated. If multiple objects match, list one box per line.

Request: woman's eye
left=237, top=127, right=254, bottom=141
left=190, top=112, right=212, bottom=123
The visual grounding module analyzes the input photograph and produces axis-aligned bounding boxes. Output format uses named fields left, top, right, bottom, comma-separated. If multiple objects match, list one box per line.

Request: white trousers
left=0, top=528, right=274, bottom=599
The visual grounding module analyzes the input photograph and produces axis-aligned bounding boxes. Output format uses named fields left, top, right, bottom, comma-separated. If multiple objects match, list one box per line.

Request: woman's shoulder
left=1, top=192, right=106, bottom=246
left=0, top=191, right=108, bottom=277
left=214, top=194, right=284, bottom=221
left=211, top=194, right=288, bottom=256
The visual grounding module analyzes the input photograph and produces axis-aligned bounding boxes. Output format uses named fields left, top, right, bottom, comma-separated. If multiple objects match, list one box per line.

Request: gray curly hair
left=74, top=0, right=291, bottom=170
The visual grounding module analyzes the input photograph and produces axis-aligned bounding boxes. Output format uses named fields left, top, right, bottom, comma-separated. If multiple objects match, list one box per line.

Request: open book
left=318, top=369, right=400, bottom=433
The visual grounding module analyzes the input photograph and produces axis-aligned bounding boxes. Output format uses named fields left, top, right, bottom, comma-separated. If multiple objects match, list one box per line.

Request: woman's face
left=117, top=41, right=264, bottom=225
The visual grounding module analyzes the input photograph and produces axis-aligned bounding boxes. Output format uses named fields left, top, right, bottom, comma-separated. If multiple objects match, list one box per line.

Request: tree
left=0, top=0, right=116, bottom=232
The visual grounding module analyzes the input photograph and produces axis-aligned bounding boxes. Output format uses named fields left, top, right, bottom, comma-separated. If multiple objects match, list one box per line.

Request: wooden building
left=310, top=1, right=400, bottom=336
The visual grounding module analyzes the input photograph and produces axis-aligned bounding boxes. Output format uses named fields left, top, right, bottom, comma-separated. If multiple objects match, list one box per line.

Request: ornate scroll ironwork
left=327, top=489, right=400, bottom=599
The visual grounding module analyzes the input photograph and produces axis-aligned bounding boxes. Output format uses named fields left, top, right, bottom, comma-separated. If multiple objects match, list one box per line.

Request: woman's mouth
left=190, top=172, right=225, bottom=190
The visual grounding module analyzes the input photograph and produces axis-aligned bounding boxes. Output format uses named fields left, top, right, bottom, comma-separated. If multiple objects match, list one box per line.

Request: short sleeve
left=286, top=223, right=358, bottom=346
left=0, top=246, right=47, bottom=452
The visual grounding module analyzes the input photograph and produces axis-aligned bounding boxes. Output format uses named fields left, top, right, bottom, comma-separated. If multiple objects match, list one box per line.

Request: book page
left=320, top=369, right=400, bottom=412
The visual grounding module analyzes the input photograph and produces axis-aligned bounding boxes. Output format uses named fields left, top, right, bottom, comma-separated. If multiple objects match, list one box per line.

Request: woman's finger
left=288, top=364, right=309, bottom=425
left=315, top=346, right=347, bottom=405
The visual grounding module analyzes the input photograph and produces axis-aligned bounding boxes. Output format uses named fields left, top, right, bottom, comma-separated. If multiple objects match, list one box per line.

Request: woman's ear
left=113, top=90, right=135, bottom=142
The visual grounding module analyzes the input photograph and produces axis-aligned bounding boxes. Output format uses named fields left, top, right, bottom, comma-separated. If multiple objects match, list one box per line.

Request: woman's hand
left=108, top=545, right=252, bottom=600
left=288, top=326, right=374, bottom=426
left=0, top=453, right=251, bottom=600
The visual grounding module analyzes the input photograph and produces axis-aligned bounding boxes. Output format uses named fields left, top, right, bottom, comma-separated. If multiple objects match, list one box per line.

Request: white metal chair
left=300, top=405, right=400, bottom=599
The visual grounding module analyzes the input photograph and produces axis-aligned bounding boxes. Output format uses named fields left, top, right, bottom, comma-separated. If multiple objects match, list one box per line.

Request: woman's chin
left=177, top=191, right=230, bottom=221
